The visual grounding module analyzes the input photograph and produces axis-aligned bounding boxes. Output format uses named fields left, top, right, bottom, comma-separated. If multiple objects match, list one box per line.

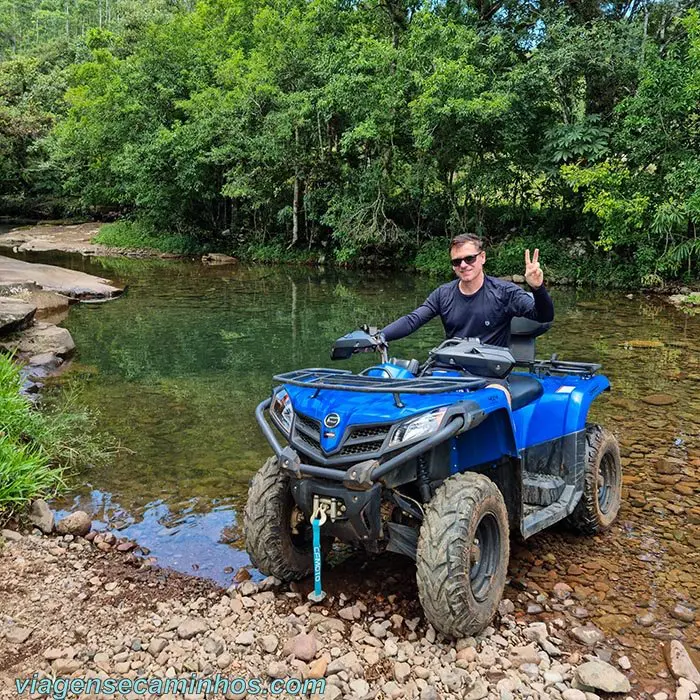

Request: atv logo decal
left=324, top=413, right=341, bottom=428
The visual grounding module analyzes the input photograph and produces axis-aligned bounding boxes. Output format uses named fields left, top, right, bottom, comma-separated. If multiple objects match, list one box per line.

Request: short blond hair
left=449, top=234, right=483, bottom=252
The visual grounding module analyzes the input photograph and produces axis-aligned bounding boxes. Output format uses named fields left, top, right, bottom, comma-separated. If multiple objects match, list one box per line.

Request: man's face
left=450, top=242, right=485, bottom=284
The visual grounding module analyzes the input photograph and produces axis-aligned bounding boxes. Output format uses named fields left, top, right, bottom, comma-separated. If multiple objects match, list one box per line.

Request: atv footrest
left=522, top=473, right=566, bottom=506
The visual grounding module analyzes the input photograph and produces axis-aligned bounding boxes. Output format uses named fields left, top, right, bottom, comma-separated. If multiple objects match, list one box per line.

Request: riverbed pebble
left=0, top=533, right=647, bottom=700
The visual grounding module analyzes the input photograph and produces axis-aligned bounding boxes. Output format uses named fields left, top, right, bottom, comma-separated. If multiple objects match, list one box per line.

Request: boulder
left=21, top=291, right=72, bottom=320
left=202, top=253, right=237, bottom=265
left=56, top=511, right=91, bottom=537
left=0, top=297, right=36, bottom=335
left=575, top=660, right=631, bottom=693
left=29, top=499, right=54, bottom=534
left=0, top=322, right=75, bottom=358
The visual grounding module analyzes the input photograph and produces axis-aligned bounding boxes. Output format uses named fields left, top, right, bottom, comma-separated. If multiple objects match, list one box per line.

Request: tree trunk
left=290, top=127, right=301, bottom=248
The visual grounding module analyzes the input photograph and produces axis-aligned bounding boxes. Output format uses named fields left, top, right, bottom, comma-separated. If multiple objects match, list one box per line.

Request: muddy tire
left=416, top=472, right=509, bottom=638
left=244, top=456, right=318, bottom=581
left=567, top=424, right=622, bottom=534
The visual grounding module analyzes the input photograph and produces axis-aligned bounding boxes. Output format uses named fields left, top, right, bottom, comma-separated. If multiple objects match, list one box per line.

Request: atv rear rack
left=274, top=368, right=486, bottom=408
left=524, top=358, right=602, bottom=378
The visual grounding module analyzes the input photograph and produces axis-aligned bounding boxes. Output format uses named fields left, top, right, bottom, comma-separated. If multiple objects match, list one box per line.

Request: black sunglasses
left=451, top=253, right=481, bottom=267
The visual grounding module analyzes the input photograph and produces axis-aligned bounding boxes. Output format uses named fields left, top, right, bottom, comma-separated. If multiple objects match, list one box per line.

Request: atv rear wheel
left=244, top=456, right=323, bottom=581
left=416, top=472, right=509, bottom=638
left=567, top=424, right=622, bottom=534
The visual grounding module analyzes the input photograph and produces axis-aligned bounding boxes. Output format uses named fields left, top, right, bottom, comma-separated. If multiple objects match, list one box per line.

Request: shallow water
left=13, top=250, right=698, bottom=682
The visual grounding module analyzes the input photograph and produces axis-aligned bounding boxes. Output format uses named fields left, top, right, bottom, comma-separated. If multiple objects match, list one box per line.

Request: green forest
left=1, top=0, right=698, bottom=284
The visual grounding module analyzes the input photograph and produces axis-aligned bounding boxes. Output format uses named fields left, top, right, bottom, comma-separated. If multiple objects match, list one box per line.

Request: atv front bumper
left=255, top=397, right=466, bottom=490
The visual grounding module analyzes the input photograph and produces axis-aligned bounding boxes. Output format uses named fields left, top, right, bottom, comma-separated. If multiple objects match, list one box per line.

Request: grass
left=0, top=353, right=112, bottom=523
left=94, top=221, right=206, bottom=255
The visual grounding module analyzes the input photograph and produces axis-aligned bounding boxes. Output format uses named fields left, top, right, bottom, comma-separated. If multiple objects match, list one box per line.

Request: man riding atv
left=245, top=236, right=621, bottom=638
left=380, top=234, right=554, bottom=404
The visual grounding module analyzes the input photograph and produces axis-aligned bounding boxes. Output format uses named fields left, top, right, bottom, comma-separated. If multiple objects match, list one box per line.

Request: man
left=380, top=234, right=554, bottom=402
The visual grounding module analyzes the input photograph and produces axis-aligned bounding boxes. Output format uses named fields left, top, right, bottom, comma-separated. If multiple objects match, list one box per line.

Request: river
left=14, top=250, right=699, bottom=685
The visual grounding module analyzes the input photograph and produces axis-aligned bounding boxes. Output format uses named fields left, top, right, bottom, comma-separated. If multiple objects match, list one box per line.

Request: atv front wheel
left=567, top=424, right=622, bottom=534
left=244, top=456, right=323, bottom=581
left=416, top=472, right=509, bottom=638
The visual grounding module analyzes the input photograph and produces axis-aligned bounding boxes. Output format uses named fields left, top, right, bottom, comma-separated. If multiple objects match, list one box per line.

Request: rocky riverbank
left=1, top=519, right=699, bottom=700
left=0, top=254, right=123, bottom=388
left=0, top=223, right=158, bottom=259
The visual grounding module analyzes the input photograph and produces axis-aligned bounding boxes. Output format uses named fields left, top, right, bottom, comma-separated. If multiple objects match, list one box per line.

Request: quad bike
left=244, top=317, right=622, bottom=637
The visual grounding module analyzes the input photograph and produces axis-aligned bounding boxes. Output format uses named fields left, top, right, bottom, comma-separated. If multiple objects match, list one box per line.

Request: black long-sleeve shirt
left=381, top=276, right=554, bottom=347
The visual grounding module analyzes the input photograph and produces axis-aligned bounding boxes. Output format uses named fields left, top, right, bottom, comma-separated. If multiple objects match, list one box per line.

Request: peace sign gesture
left=525, top=248, right=544, bottom=289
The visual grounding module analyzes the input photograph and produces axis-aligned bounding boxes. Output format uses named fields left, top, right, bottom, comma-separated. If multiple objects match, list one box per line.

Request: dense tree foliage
left=0, top=0, right=698, bottom=283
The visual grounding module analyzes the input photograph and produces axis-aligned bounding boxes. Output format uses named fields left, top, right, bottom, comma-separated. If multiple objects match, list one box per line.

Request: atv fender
left=563, top=375, right=610, bottom=435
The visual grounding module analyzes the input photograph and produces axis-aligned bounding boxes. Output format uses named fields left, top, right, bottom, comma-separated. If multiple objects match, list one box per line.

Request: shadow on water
left=13, top=249, right=697, bottom=680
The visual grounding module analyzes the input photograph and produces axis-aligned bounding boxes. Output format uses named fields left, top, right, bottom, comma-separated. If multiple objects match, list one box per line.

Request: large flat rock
left=0, top=255, right=123, bottom=300
left=0, top=297, right=36, bottom=335
left=0, top=222, right=107, bottom=256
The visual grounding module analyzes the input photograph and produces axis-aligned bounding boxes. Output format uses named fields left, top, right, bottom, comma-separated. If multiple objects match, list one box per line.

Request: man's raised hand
left=525, top=248, right=544, bottom=289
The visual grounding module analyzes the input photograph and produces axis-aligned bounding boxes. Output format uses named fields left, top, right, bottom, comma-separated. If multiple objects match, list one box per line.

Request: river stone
left=664, top=641, right=700, bottom=684
left=177, top=617, right=208, bottom=639
left=562, top=690, right=587, bottom=700
left=641, top=394, right=678, bottom=406
left=261, top=634, right=279, bottom=653
left=56, top=511, right=91, bottom=537
left=27, top=352, right=63, bottom=370
left=624, top=339, right=664, bottom=349
left=394, top=661, right=411, bottom=683
left=5, top=626, right=32, bottom=644
left=570, top=625, right=605, bottom=646
left=0, top=322, right=75, bottom=358
left=285, top=633, right=317, bottom=661
left=0, top=529, right=22, bottom=542
left=575, top=660, right=631, bottom=693
left=670, top=604, right=695, bottom=623
left=202, top=253, right=237, bottom=265
left=235, top=630, right=255, bottom=645
left=510, top=644, right=540, bottom=666
left=29, top=499, right=54, bottom=534
left=0, top=297, right=36, bottom=335
left=463, top=680, right=487, bottom=700
left=24, top=290, right=71, bottom=318
left=0, top=254, right=123, bottom=299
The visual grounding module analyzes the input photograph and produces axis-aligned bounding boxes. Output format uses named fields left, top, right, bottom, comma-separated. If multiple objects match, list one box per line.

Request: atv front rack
left=273, top=368, right=486, bottom=408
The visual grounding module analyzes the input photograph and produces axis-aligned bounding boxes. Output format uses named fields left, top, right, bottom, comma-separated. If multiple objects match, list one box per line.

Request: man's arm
left=381, top=289, right=441, bottom=342
left=507, top=284, right=554, bottom=323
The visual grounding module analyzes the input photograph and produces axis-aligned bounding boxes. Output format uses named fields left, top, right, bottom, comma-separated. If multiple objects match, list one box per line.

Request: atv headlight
left=390, top=408, right=448, bottom=446
left=271, top=389, right=294, bottom=434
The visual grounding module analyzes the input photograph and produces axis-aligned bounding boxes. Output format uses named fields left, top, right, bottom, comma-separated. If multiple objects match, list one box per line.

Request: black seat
left=509, top=374, right=544, bottom=410
left=509, top=314, right=552, bottom=364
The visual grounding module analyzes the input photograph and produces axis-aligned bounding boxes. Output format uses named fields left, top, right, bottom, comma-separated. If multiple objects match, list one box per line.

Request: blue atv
left=245, top=318, right=622, bottom=637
